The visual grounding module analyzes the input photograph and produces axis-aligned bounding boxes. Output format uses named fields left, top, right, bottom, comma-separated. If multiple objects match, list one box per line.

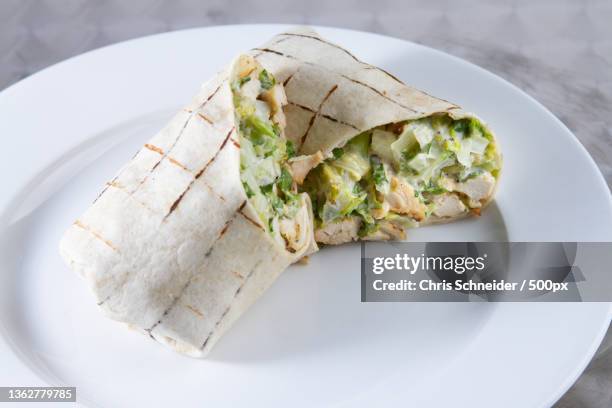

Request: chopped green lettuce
left=330, top=133, right=371, bottom=180
left=371, top=129, right=396, bottom=164
left=235, top=68, right=300, bottom=236
left=286, top=140, right=296, bottom=158
left=391, top=127, right=418, bottom=165
left=332, top=147, right=345, bottom=159
left=301, top=113, right=501, bottom=240
left=371, top=156, right=389, bottom=194
left=258, top=69, right=275, bottom=90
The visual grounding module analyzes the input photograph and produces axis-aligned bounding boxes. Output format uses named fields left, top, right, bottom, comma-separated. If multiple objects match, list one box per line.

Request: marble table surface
left=1, top=0, right=610, bottom=406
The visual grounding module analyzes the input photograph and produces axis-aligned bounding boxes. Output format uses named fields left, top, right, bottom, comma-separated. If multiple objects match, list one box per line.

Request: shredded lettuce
left=286, top=140, right=296, bottom=158
left=371, top=129, right=396, bottom=164
left=302, top=113, right=501, bottom=239
left=258, top=69, right=275, bottom=90
left=371, top=156, right=389, bottom=194
left=330, top=133, right=371, bottom=180
left=332, top=147, right=344, bottom=158
left=314, top=164, right=366, bottom=223
left=277, top=167, right=293, bottom=192
left=407, top=121, right=434, bottom=148
left=390, top=127, right=418, bottom=165
left=238, top=76, right=251, bottom=87
left=235, top=68, right=300, bottom=236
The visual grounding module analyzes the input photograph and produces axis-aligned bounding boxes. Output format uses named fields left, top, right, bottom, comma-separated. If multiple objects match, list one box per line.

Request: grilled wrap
left=253, top=28, right=502, bottom=245
left=59, top=55, right=317, bottom=357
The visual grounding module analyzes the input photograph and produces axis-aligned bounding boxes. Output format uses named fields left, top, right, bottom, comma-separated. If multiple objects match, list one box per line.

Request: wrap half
left=253, top=28, right=502, bottom=245
left=60, top=55, right=317, bottom=357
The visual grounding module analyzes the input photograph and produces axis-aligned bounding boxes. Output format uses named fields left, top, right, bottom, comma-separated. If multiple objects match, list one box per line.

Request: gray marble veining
left=0, top=0, right=610, bottom=407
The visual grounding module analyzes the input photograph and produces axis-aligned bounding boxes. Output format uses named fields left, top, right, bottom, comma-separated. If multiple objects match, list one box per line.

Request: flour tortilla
left=253, top=27, right=501, bottom=220
left=59, top=55, right=316, bottom=357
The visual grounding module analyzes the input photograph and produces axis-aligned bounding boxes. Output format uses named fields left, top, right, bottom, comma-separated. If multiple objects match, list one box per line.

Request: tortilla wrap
left=253, top=28, right=502, bottom=244
left=59, top=55, right=317, bottom=357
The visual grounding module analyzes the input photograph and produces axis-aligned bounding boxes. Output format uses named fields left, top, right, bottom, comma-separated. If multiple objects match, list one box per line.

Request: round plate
left=0, top=25, right=610, bottom=408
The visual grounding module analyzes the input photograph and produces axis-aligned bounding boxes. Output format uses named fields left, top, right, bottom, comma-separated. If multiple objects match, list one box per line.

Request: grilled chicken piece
left=240, top=76, right=261, bottom=100
left=279, top=218, right=301, bottom=253
left=314, top=216, right=361, bottom=245
left=385, top=176, right=427, bottom=221
left=432, top=193, right=467, bottom=218
left=364, top=221, right=406, bottom=241
left=371, top=201, right=390, bottom=220
left=289, top=151, right=325, bottom=184
left=261, top=84, right=288, bottom=129
left=453, top=173, right=495, bottom=208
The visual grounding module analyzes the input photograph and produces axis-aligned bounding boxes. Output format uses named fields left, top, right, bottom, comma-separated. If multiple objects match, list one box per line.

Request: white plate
left=0, top=25, right=610, bottom=408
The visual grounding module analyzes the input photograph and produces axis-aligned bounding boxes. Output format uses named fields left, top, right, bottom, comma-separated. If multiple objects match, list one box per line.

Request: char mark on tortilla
left=279, top=31, right=360, bottom=62
left=73, top=220, right=118, bottom=252
left=300, top=84, right=338, bottom=146
left=164, top=128, right=235, bottom=220
left=200, top=259, right=264, bottom=350
left=132, top=82, right=226, bottom=197
left=148, top=200, right=247, bottom=334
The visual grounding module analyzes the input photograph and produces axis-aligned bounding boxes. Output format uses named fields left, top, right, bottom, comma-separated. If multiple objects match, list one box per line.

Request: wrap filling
left=232, top=63, right=305, bottom=252
left=302, top=114, right=501, bottom=244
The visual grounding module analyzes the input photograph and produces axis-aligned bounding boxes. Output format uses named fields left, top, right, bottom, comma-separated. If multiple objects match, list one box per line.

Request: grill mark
left=74, top=221, right=118, bottom=252
left=339, top=74, right=419, bottom=114
left=217, top=220, right=231, bottom=238
left=198, top=82, right=225, bottom=108
left=282, top=73, right=294, bottom=87
left=300, top=84, right=338, bottom=146
left=201, top=335, right=211, bottom=350
left=231, top=139, right=240, bottom=148
left=186, top=305, right=204, bottom=318
left=195, top=127, right=235, bottom=179
left=271, top=36, right=290, bottom=46
left=253, top=47, right=285, bottom=57
left=300, top=113, right=318, bottom=147
left=96, top=294, right=111, bottom=306
left=362, top=64, right=406, bottom=85
left=280, top=32, right=360, bottom=61
left=166, top=189, right=188, bottom=220
left=106, top=180, right=124, bottom=189
left=164, top=128, right=234, bottom=220
left=168, top=156, right=190, bottom=172
left=197, top=112, right=213, bottom=125
left=144, top=144, right=164, bottom=155
left=288, top=101, right=315, bottom=113
left=289, top=101, right=361, bottom=131
left=204, top=208, right=241, bottom=258
left=146, top=318, right=163, bottom=334
left=95, top=127, right=233, bottom=317
left=132, top=83, right=224, bottom=195
left=200, top=260, right=264, bottom=350
left=132, top=117, right=191, bottom=194
left=92, top=148, right=141, bottom=204
left=105, top=182, right=158, bottom=214
left=254, top=47, right=421, bottom=115
left=320, top=113, right=361, bottom=130
left=148, top=202, right=245, bottom=334
left=202, top=180, right=226, bottom=202
left=92, top=174, right=117, bottom=205
left=239, top=210, right=265, bottom=231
